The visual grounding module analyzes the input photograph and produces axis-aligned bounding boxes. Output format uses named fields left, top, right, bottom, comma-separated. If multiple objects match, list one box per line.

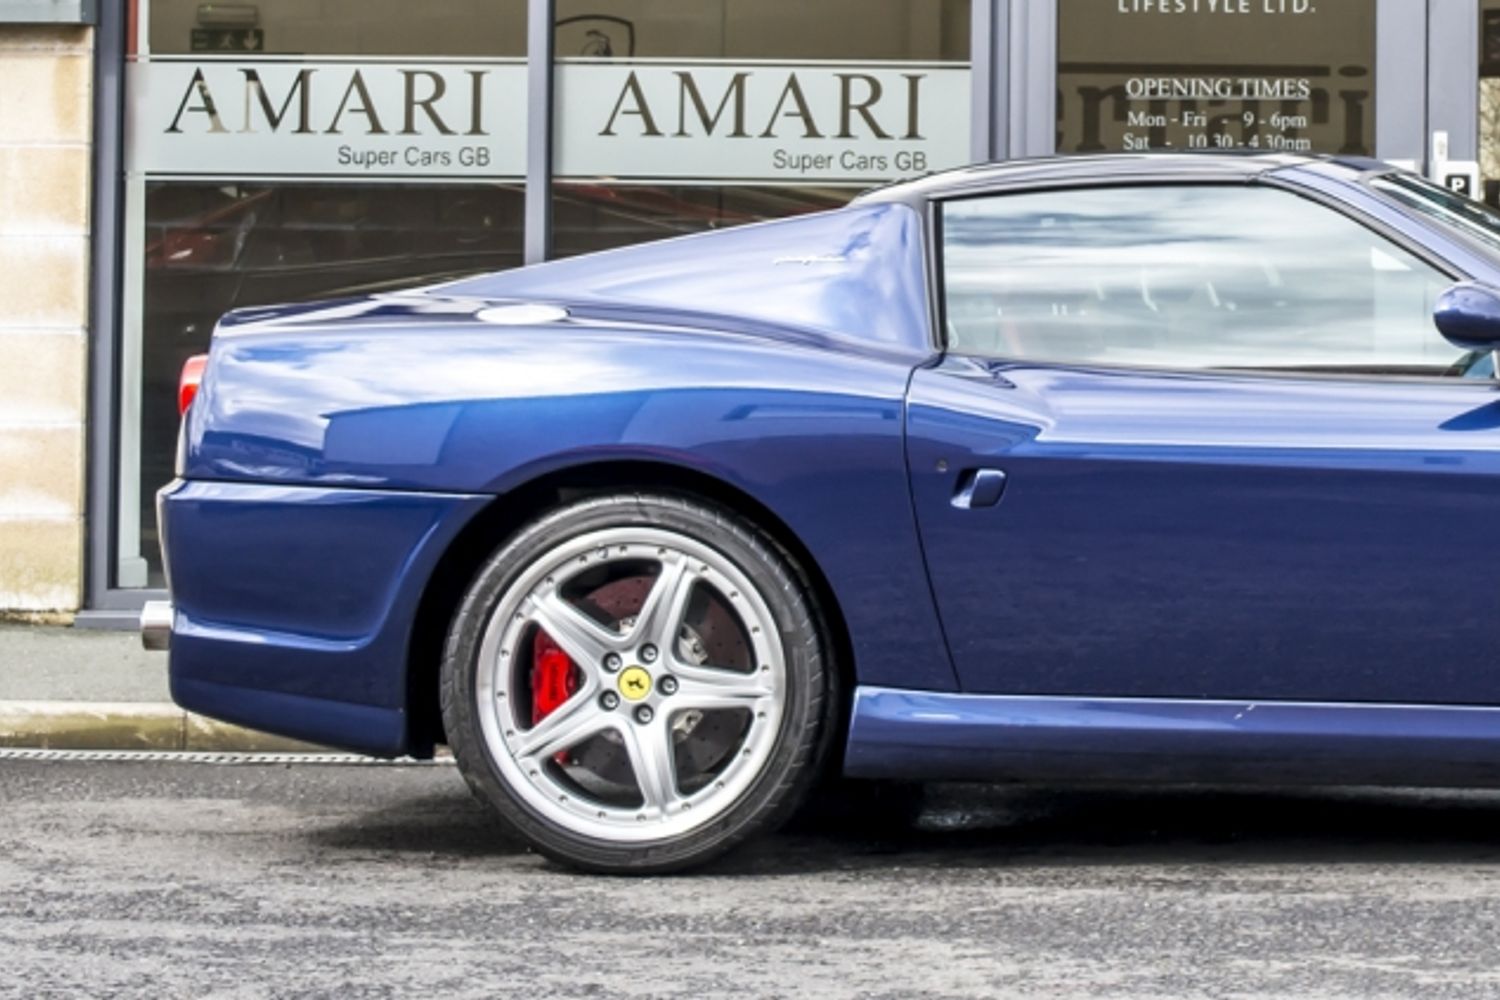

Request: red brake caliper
left=530, top=630, right=581, bottom=761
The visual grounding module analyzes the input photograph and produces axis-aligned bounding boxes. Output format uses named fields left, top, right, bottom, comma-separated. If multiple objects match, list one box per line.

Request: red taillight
left=178, top=354, right=208, bottom=416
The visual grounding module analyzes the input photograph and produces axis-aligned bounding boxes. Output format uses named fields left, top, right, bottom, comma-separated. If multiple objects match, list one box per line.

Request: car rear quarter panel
left=169, top=314, right=956, bottom=744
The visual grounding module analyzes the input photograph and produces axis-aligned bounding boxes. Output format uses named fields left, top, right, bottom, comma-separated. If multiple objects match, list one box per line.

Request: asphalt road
left=7, top=760, right=1500, bottom=999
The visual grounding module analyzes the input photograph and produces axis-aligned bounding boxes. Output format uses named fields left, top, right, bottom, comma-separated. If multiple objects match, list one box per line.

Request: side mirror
left=1435, top=282, right=1500, bottom=352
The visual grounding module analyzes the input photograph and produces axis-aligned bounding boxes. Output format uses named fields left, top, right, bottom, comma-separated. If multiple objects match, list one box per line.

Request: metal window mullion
left=85, top=0, right=125, bottom=608
left=524, top=0, right=555, bottom=264
left=1009, top=0, right=1057, bottom=159
left=1374, top=0, right=1428, bottom=167
left=971, top=0, right=1009, bottom=163
left=1426, top=0, right=1480, bottom=167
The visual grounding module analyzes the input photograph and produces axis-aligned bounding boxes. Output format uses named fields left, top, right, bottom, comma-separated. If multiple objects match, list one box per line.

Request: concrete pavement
left=0, top=622, right=323, bottom=751
left=9, top=760, right=1500, bottom=997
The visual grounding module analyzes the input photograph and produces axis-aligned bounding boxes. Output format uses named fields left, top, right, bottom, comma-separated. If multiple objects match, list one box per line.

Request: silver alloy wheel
left=474, top=526, right=786, bottom=842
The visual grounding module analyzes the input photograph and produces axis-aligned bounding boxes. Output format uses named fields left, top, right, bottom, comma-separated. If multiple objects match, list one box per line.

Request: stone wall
left=0, top=25, right=92, bottom=612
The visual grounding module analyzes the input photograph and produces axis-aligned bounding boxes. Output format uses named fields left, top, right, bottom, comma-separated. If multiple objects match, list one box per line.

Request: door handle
left=951, top=468, right=1007, bottom=509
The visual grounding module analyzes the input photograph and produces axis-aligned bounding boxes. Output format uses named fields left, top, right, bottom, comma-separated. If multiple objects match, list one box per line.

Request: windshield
left=1371, top=173, right=1500, bottom=257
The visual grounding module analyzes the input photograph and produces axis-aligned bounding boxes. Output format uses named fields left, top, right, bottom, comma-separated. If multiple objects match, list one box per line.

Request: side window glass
left=941, top=185, right=1464, bottom=376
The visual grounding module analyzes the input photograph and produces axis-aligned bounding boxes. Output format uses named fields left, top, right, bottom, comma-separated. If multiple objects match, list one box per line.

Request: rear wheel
left=440, top=493, right=834, bottom=873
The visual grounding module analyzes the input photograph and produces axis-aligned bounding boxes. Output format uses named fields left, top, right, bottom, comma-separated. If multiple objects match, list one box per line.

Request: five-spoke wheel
left=441, top=493, right=832, bottom=872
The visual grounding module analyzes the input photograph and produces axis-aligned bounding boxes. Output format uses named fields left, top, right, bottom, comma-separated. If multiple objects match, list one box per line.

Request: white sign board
left=1438, top=160, right=1482, bottom=201
left=128, top=57, right=971, bottom=187
left=126, top=57, right=529, bottom=181
left=554, top=60, right=970, bottom=185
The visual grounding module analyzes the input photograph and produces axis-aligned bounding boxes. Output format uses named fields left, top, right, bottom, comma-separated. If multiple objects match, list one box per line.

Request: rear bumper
left=170, top=674, right=409, bottom=756
left=157, top=479, right=491, bottom=756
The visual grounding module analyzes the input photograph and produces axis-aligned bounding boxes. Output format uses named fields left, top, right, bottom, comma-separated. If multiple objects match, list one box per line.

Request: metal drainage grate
left=0, top=747, right=457, bottom=765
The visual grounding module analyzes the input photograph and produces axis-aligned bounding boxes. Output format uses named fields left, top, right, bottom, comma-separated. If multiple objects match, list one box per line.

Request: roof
left=855, top=152, right=1376, bottom=206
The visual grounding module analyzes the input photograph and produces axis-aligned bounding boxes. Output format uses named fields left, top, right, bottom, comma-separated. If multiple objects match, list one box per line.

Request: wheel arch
left=404, top=459, right=856, bottom=758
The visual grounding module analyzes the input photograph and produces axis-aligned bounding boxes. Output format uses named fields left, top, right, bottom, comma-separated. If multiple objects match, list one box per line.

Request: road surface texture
left=6, top=758, right=1500, bottom=998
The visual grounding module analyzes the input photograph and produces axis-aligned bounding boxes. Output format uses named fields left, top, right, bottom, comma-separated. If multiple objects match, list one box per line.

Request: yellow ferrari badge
left=617, top=666, right=653, bottom=701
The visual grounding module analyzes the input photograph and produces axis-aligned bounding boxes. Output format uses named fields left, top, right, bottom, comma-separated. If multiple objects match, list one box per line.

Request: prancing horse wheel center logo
left=617, top=666, right=652, bottom=701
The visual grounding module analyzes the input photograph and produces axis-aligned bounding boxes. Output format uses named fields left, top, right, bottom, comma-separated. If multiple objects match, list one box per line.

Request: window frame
left=928, top=176, right=1479, bottom=386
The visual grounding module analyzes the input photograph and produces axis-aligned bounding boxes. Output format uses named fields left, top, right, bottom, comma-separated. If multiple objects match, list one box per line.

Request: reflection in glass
left=553, top=0, right=970, bottom=61
left=552, top=183, right=854, bottom=256
left=942, top=185, right=1457, bottom=375
left=147, top=0, right=527, bottom=57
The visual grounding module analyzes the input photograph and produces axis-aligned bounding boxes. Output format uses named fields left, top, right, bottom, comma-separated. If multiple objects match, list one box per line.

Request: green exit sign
left=191, top=28, right=264, bottom=51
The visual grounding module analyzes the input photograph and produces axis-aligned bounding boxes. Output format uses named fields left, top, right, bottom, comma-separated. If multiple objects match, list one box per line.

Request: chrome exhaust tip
left=140, top=600, right=173, bottom=651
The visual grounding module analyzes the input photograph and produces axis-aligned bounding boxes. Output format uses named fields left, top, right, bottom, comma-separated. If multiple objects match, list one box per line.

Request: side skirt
left=844, top=687, right=1500, bottom=787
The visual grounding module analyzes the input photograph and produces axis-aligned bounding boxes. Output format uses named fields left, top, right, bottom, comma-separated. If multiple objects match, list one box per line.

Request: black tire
left=439, top=492, right=837, bottom=873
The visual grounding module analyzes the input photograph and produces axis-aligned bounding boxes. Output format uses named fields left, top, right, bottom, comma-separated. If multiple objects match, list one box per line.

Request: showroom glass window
left=121, top=0, right=527, bottom=587
left=550, top=1, right=972, bottom=257
left=941, top=185, right=1457, bottom=375
left=1057, top=0, right=1376, bottom=157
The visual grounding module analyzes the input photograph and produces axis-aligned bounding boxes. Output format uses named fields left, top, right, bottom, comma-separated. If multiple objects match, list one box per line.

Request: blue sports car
left=146, top=154, right=1500, bottom=872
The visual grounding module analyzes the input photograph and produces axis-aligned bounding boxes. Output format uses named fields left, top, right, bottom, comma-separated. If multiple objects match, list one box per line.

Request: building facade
left=0, top=0, right=1497, bottom=624
left=0, top=8, right=92, bottom=616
